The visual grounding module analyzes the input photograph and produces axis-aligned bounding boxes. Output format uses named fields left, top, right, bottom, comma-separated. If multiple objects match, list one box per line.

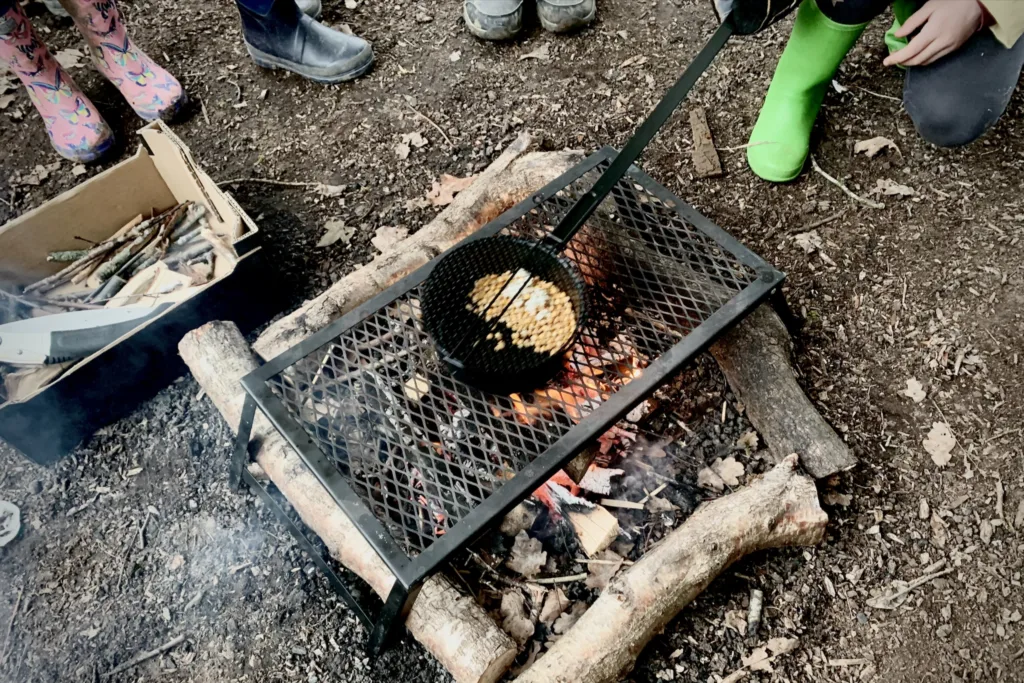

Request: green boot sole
left=747, top=0, right=868, bottom=183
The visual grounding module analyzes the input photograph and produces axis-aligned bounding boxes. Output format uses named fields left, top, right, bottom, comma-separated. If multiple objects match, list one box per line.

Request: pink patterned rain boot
left=0, top=2, right=114, bottom=162
left=60, top=0, right=187, bottom=121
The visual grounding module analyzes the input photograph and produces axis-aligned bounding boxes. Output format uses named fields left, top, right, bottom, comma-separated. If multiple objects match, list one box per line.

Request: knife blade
left=0, top=304, right=172, bottom=365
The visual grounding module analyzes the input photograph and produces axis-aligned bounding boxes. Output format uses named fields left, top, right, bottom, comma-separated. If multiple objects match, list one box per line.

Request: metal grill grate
left=239, top=148, right=783, bottom=602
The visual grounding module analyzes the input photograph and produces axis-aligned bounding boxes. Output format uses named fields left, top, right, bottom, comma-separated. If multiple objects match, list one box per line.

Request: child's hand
left=883, top=0, right=986, bottom=67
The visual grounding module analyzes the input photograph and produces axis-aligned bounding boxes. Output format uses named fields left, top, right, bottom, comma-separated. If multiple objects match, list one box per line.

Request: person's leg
left=903, top=30, right=1024, bottom=147
left=235, top=0, right=374, bottom=83
left=0, top=0, right=113, bottom=162
left=58, top=0, right=186, bottom=121
left=747, top=0, right=889, bottom=182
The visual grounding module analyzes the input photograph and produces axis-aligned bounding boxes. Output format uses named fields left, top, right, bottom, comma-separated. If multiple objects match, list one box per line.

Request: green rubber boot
left=747, top=0, right=868, bottom=182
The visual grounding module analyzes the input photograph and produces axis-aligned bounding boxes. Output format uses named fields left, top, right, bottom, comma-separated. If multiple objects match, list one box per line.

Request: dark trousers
left=236, top=0, right=276, bottom=15
left=819, top=0, right=1024, bottom=147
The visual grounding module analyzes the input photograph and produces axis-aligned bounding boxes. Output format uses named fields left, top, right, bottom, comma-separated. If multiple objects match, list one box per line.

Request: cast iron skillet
left=421, top=20, right=734, bottom=394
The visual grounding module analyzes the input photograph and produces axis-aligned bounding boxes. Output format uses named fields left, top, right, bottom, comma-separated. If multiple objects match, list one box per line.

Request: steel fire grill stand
left=229, top=148, right=785, bottom=657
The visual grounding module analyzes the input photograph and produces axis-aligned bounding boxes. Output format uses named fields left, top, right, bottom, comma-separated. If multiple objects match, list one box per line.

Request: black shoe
left=236, top=0, right=374, bottom=84
left=464, top=0, right=523, bottom=40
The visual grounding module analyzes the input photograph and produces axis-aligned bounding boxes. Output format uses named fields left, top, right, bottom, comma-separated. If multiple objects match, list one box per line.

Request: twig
left=216, top=177, right=322, bottom=189
left=407, top=104, right=454, bottom=148
left=796, top=210, right=846, bottom=232
left=639, top=483, right=668, bottom=505
left=102, top=634, right=186, bottom=678
left=576, top=558, right=634, bottom=566
left=601, top=498, right=645, bottom=510
left=717, top=140, right=773, bottom=152
left=0, top=588, right=23, bottom=666
left=528, top=573, right=588, bottom=585
left=855, top=86, right=902, bottom=103
left=810, top=157, right=885, bottom=210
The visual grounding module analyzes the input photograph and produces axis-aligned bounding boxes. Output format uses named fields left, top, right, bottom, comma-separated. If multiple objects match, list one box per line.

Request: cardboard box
left=0, top=122, right=276, bottom=465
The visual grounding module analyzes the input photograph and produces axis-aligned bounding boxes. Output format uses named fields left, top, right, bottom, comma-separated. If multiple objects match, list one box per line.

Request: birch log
left=516, top=455, right=827, bottom=683
left=179, top=322, right=516, bottom=683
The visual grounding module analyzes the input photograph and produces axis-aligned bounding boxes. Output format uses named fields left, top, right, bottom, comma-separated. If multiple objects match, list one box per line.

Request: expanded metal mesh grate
left=261, top=152, right=774, bottom=562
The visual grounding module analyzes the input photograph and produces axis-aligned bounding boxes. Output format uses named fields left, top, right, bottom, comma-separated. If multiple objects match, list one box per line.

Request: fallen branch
left=102, top=634, right=186, bottom=678
left=710, top=305, right=856, bottom=479
left=215, top=177, right=324, bottom=189
left=810, top=157, right=884, bottom=210
left=516, top=455, right=827, bottom=683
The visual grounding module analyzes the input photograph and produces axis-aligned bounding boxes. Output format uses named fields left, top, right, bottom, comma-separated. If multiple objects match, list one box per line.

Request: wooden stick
left=527, top=574, right=588, bottom=585
left=102, top=634, right=185, bottom=678
left=516, top=455, right=827, bottom=683
left=710, top=305, right=856, bottom=479
left=599, top=499, right=645, bottom=510
left=810, top=157, right=884, bottom=210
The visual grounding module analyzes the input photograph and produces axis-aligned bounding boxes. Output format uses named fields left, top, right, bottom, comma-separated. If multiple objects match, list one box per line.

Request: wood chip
left=689, top=107, right=722, bottom=177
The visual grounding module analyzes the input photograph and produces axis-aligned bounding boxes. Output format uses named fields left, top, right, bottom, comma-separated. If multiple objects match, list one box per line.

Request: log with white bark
left=710, top=305, right=856, bottom=479
left=180, top=321, right=516, bottom=683
left=516, top=455, right=827, bottom=683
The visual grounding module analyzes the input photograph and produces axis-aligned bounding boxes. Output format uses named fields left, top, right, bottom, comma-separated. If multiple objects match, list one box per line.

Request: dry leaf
left=874, top=178, right=915, bottom=197
left=315, top=183, right=345, bottom=198
left=403, top=374, right=430, bottom=402
left=71, top=164, right=87, bottom=177
left=736, top=431, right=759, bottom=451
left=538, top=587, right=569, bottom=625
left=793, top=230, right=823, bottom=254
left=854, top=136, right=900, bottom=158
left=724, top=609, right=747, bottom=635
left=585, top=549, right=624, bottom=590
left=449, top=50, right=462, bottom=63
left=0, top=94, right=14, bottom=111
left=552, top=601, right=587, bottom=634
left=712, top=457, right=744, bottom=487
left=766, top=637, right=799, bottom=656
left=923, top=422, right=955, bottom=467
left=507, top=531, right=546, bottom=578
left=426, top=174, right=476, bottom=207
left=823, top=491, right=852, bottom=507
left=167, top=554, right=185, bottom=571
left=405, top=196, right=431, bottom=212
left=519, top=43, right=551, bottom=61
left=500, top=591, right=536, bottom=645
left=697, top=465, right=726, bottom=492
left=343, top=0, right=358, bottom=7
left=317, top=219, right=355, bottom=248
left=618, top=54, right=649, bottom=68
left=901, top=378, right=926, bottom=403
left=742, top=647, right=772, bottom=673
left=931, top=512, right=947, bottom=549
left=54, top=48, right=84, bottom=69
left=394, top=142, right=411, bottom=160
left=372, top=226, right=409, bottom=253
left=402, top=131, right=428, bottom=148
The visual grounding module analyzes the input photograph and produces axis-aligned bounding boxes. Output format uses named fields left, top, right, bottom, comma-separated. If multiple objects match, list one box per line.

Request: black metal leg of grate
left=367, top=581, right=420, bottom=658
left=240, top=468, right=376, bottom=630
left=230, top=394, right=258, bottom=491
left=769, top=287, right=801, bottom=336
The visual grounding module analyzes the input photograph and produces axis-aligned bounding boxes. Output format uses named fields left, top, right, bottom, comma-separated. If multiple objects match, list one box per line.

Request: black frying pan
left=421, top=19, right=735, bottom=394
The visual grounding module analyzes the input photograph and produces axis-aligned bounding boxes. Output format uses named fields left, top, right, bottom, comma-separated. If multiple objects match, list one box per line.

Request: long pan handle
left=547, top=16, right=734, bottom=247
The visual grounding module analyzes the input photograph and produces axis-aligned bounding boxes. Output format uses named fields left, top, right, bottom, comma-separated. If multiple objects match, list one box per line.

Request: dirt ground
left=2, top=0, right=1023, bottom=681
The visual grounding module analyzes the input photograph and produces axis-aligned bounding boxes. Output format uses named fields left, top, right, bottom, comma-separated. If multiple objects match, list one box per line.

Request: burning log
left=179, top=321, right=517, bottom=683
left=515, top=455, right=827, bottom=683
left=710, top=305, right=856, bottom=479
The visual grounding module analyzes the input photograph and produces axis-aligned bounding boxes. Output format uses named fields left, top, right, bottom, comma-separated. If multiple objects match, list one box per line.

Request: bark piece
left=710, top=305, right=856, bottom=479
left=566, top=506, right=619, bottom=557
left=689, top=107, right=722, bottom=178
left=179, top=322, right=516, bottom=683
left=516, top=455, right=827, bottom=683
